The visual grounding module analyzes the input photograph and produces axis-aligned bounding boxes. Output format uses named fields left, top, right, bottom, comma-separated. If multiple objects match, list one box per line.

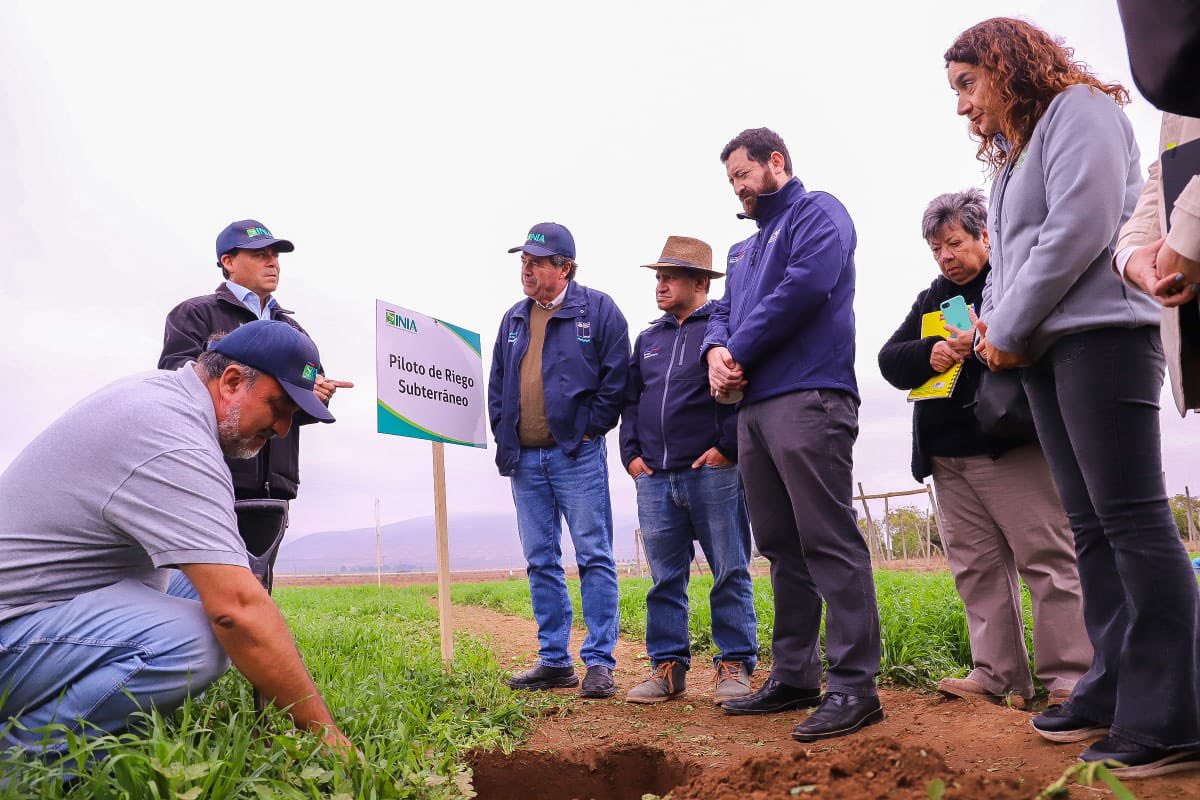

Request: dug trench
left=453, top=602, right=1197, bottom=799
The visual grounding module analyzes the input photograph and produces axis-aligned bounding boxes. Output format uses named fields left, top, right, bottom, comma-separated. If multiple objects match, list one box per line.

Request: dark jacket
left=159, top=283, right=313, bottom=500
left=704, top=177, right=859, bottom=405
left=877, top=267, right=1014, bottom=482
left=619, top=302, right=738, bottom=471
left=488, top=281, right=630, bottom=476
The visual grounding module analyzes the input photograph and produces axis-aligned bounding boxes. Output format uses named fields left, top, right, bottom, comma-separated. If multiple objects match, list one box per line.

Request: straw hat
left=640, top=235, right=724, bottom=278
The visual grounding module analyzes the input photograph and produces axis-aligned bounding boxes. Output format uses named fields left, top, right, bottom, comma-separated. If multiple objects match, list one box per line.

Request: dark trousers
left=1023, top=326, right=1200, bottom=750
left=737, top=389, right=881, bottom=697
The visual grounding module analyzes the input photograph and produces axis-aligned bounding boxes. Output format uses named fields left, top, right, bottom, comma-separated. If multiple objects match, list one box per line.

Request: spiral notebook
left=907, top=309, right=964, bottom=401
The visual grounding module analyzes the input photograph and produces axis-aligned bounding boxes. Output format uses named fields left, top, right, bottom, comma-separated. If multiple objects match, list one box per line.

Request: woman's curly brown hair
left=945, top=17, right=1129, bottom=172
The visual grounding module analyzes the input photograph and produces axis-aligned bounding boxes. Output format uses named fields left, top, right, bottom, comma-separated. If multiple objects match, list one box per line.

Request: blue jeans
left=0, top=572, right=228, bottom=752
left=511, top=438, right=619, bottom=669
left=635, top=465, right=758, bottom=670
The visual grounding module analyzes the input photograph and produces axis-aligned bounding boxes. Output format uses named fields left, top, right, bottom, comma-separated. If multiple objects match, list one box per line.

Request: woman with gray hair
left=879, top=188, right=1090, bottom=708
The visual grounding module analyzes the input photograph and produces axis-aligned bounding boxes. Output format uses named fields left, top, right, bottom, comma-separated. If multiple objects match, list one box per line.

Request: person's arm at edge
left=180, top=562, right=352, bottom=753
left=487, top=314, right=508, bottom=443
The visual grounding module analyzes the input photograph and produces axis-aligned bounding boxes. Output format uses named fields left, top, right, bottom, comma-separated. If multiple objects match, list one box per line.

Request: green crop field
left=1, top=587, right=542, bottom=799
left=0, top=570, right=1036, bottom=798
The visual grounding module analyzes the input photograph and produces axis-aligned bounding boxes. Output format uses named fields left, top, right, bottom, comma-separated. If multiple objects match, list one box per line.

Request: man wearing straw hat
left=620, top=236, right=758, bottom=705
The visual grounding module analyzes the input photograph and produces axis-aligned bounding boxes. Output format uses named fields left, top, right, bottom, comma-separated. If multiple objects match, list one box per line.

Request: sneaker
left=1081, top=734, right=1200, bottom=779
left=507, top=663, right=578, bottom=691
left=580, top=665, right=616, bottom=699
left=791, top=692, right=885, bottom=742
left=713, top=660, right=752, bottom=704
left=626, top=661, right=686, bottom=704
left=1031, top=705, right=1109, bottom=743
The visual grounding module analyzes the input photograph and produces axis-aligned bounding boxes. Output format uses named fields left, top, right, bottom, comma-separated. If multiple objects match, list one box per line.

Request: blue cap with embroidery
left=208, top=320, right=333, bottom=424
left=507, top=222, right=575, bottom=259
left=215, top=219, right=295, bottom=266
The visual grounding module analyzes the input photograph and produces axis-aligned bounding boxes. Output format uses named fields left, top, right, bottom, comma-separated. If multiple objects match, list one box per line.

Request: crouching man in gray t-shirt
left=0, top=320, right=354, bottom=759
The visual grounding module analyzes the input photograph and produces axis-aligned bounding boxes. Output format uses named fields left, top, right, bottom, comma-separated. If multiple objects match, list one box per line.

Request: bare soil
left=452, top=601, right=1197, bottom=799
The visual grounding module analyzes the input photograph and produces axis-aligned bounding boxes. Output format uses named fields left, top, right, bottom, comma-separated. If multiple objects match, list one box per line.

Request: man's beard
left=218, top=401, right=269, bottom=459
left=741, top=172, right=783, bottom=219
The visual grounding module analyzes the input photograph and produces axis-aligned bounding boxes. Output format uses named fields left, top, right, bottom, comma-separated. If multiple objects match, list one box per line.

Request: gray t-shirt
left=0, top=365, right=248, bottom=623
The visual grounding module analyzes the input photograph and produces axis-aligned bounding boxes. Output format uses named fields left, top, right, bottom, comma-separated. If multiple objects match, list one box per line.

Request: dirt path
left=451, top=602, right=1194, bottom=799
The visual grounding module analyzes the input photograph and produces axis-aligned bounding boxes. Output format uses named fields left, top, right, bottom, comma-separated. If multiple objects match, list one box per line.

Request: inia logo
left=245, top=227, right=272, bottom=238
left=385, top=309, right=418, bottom=333
left=527, top=233, right=546, bottom=243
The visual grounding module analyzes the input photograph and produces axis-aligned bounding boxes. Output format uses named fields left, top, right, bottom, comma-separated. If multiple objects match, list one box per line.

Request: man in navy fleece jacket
left=704, top=128, right=883, bottom=742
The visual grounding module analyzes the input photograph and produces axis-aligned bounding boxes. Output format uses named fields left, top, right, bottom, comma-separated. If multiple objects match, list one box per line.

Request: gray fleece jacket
left=984, top=84, right=1160, bottom=359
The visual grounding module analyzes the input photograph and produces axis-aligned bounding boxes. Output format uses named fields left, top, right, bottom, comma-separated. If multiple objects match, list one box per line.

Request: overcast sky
left=2, top=1, right=1194, bottom=546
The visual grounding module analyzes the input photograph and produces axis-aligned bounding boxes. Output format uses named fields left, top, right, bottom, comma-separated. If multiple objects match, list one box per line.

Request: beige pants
left=931, top=445, right=1092, bottom=698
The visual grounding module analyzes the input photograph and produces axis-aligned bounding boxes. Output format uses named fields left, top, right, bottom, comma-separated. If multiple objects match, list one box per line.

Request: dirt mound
left=668, top=736, right=1029, bottom=800
left=468, top=744, right=699, bottom=800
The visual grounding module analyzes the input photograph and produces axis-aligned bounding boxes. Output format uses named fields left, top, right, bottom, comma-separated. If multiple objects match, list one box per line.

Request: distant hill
left=278, top=511, right=642, bottom=574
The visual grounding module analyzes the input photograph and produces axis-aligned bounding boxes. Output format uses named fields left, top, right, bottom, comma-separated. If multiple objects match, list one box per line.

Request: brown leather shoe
left=713, top=660, right=752, bottom=704
left=626, top=661, right=686, bottom=704
left=937, top=676, right=1027, bottom=707
left=1046, top=688, right=1072, bottom=707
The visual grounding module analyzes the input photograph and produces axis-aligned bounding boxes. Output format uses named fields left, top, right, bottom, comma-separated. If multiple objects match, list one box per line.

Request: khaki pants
left=931, top=445, right=1091, bottom=698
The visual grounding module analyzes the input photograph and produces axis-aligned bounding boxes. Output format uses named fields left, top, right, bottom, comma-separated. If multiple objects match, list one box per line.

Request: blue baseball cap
left=507, top=222, right=575, bottom=259
left=208, top=320, right=334, bottom=424
left=215, top=219, right=295, bottom=266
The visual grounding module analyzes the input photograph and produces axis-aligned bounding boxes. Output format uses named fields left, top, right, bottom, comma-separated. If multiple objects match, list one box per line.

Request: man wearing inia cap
left=705, top=128, right=883, bottom=741
left=159, top=220, right=352, bottom=587
left=0, top=321, right=354, bottom=757
left=620, top=236, right=758, bottom=706
left=488, top=222, right=630, bottom=699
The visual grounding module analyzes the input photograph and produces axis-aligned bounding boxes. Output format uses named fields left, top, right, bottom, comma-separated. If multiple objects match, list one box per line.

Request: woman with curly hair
left=944, top=17, right=1200, bottom=777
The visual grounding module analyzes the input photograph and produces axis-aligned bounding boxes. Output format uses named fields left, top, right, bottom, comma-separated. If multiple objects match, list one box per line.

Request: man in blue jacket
left=619, top=236, right=758, bottom=706
left=705, top=128, right=883, bottom=741
left=488, top=222, right=630, bottom=699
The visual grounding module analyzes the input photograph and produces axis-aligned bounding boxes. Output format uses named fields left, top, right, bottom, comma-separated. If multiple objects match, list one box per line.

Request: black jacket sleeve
left=714, top=403, right=739, bottom=463
left=1118, top=0, right=1200, bottom=116
left=159, top=302, right=209, bottom=369
left=878, top=290, right=942, bottom=390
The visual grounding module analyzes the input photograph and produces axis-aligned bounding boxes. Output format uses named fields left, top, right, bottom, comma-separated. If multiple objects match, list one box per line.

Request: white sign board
left=375, top=299, right=485, bottom=448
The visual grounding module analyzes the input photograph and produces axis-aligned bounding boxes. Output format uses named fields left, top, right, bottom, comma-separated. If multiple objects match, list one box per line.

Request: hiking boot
left=506, top=664, right=578, bottom=691
left=1031, top=705, right=1109, bottom=743
left=791, top=692, right=885, bottom=742
left=937, top=676, right=1028, bottom=708
left=721, top=678, right=821, bottom=715
left=580, top=665, right=616, bottom=699
left=713, top=660, right=752, bottom=705
left=1081, top=734, right=1200, bottom=779
left=626, top=661, right=686, bottom=704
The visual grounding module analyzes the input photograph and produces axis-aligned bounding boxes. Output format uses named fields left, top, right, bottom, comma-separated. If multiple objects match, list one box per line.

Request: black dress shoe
left=580, top=665, right=616, bottom=698
left=791, top=692, right=884, bottom=742
left=507, top=664, right=579, bottom=691
left=721, top=678, right=821, bottom=715
left=1081, top=734, right=1200, bottom=778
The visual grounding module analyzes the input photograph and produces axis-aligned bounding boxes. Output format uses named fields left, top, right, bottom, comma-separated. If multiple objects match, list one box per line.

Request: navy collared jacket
left=620, top=303, right=739, bottom=471
left=704, top=177, right=859, bottom=405
left=488, top=281, right=630, bottom=476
